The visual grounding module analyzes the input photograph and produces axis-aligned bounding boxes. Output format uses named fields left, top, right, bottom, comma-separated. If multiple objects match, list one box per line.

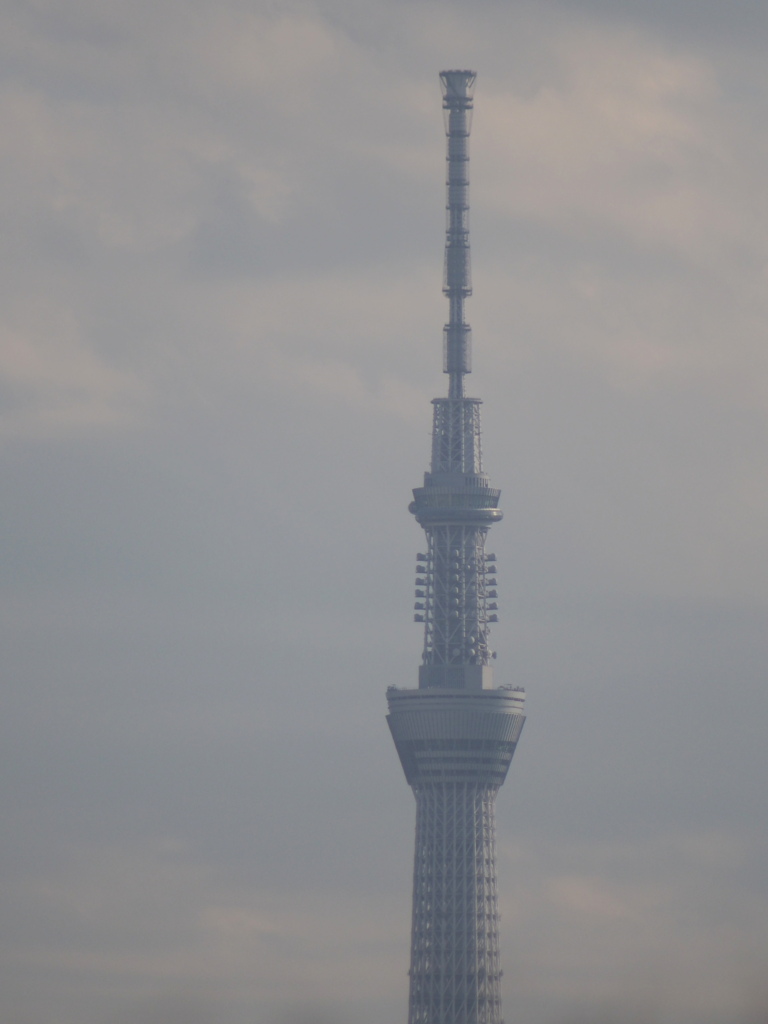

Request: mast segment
left=442, top=69, right=475, bottom=400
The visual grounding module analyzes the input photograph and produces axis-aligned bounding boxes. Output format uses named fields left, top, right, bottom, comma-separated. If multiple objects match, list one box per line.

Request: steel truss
left=422, top=524, right=492, bottom=666
left=431, top=399, right=482, bottom=475
left=409, top=782, right=502, bottom=1024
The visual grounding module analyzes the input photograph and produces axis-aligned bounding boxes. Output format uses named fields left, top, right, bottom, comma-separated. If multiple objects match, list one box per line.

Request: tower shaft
left=388, top=687, right=524, bottom=1024
left=410, top=784, right=502, bottom=1022
left=387, top=72, right=525, bottom=1024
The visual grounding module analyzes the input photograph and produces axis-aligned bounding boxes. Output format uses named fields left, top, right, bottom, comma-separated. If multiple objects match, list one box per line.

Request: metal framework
left=410, top=783, right=501, bottom=1024
left=387, top=71, right=526, bottom=1024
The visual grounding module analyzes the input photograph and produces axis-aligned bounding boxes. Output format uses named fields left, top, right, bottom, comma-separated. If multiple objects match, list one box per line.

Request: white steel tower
left=387, top=71, right=526, bottom=1024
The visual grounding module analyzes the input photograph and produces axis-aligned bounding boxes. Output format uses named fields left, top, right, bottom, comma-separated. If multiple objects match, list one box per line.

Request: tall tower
left=387, top=71, right=526, bottom=1024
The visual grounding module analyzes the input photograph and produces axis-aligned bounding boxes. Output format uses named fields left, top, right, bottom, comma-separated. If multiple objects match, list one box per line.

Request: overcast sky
left=3, top=1, right=768, bottom=1022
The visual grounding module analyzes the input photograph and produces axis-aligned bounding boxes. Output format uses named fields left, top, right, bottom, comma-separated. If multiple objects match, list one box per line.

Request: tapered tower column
left=387, top=71, right=526, bottom=1024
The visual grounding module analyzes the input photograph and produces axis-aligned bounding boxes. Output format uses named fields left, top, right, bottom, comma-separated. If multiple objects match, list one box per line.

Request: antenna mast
left=441, top=69, right=475, bottom=399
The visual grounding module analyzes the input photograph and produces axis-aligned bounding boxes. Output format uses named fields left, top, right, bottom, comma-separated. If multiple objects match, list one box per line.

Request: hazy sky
left=4, top=2, right=768, bottom=1022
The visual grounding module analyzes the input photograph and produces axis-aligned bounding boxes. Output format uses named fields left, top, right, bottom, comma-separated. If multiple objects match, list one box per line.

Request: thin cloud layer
left=3, top=2, right=768, bottom=1023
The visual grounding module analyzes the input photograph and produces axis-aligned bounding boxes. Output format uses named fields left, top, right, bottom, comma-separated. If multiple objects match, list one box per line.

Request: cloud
left=3, top=839, right=404, bottom=1024
left=3, top=3, right=768, bottom=1024
left=479, top=29, right=725, bottom=257
left=498, top=832, right=768, bottom=1024
left=0, top=316, right=146, bottom=440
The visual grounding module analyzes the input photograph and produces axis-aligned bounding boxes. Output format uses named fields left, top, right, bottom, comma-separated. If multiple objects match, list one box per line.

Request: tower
left=387, top=71, right=526, bottom=1024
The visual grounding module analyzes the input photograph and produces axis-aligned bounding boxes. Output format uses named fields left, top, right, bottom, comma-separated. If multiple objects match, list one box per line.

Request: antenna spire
left=440, top=69, right=475, bottom=399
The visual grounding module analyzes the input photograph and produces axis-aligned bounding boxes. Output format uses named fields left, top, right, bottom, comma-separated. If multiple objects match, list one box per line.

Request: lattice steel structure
left=387, top=71, right=526, bottom=1024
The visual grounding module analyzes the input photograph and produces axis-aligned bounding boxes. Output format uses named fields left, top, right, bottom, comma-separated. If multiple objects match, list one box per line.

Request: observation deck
left=387, top=686, right=525, bottom=787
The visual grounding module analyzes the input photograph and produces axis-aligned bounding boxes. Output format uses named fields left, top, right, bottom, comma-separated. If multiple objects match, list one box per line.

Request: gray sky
left=3, top=1, right=768, bottom=1022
